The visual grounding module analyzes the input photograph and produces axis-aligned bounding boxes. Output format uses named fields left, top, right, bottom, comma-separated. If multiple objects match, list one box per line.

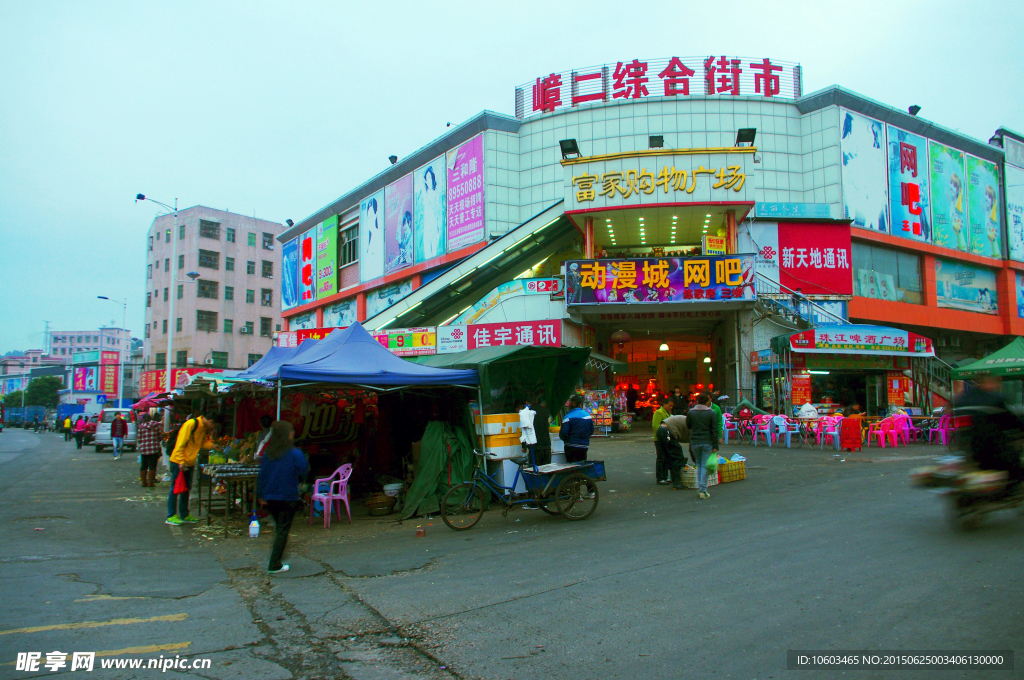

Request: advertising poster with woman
left=840, top=109, right=889, bottom=232
left=384, top=174, right=414, bottom=274
left=359, top=190, right=385, bottom=282
left=928, top=141, right=968, bottom=252
left=887, top=125, right=931, bottom=242
left=447, top=134, right=485, bottom=251
left=966, top=155, right=1002, bottom=258
left=414, top=155, right=447, bottom=263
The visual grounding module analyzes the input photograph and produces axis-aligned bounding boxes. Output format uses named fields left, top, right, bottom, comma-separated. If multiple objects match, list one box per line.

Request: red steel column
left=726, top=210, right=737, bottom=254
left=584, top=216, right=594, bottom=258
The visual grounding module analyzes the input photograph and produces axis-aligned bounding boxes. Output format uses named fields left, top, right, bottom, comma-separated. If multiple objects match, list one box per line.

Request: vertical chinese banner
left=384, top=174, right=415, bottom=274
left=446, top=134, right=486, bottom=252
left=298, top=228, right=317, bottom=303
left=887, top=125, right=931, bottom=242
left=281, top=237, right=299, bottom=310
left=316, top=215, right=338, bottom=300
left=791, top=372, right=812, bottom=405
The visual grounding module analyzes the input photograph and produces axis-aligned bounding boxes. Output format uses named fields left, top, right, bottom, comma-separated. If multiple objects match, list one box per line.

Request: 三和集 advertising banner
left=446, top=134, right=485, bottom=252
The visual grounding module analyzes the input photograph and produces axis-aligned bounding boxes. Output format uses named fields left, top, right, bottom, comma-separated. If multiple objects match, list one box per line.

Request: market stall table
left=201, top=463, right=261, bottom=535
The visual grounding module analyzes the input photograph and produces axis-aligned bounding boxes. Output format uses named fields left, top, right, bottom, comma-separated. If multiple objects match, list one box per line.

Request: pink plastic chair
left=817, top=416, right=842, bottom=450
left=722, top=414, right=742, bottom=445
left=752, top=415, right=775, bottom=447
left=309, top=464, right=353, bottom=528
left=870, top=418, right=898, bottom=448
left=928, top=413, right=954, bottom=445
left=893, top=414, right=916, bottom=446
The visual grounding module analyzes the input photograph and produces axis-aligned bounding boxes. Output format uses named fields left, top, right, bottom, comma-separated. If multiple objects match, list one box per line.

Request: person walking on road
left=652, top=398, right=673, bottom=485
left=686, top=393, right=719, bottom=499
left=73, top=416, right=87, bottom=449
left=257, top=421, right=309, bottom=575
left=62, top=416, right=72, bottom=442
left=166, top=413, right=217, bottom=525
left=559, top=394, right=594, bottom=463
left=137, top=414, right=163, bottom=487
left=110, top=413, right=128, bottom=459
left=660, top=414, right=691, bottom=489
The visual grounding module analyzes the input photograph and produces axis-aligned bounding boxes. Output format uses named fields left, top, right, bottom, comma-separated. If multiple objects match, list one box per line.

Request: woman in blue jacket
left=257, top=421, right=309, bottom=574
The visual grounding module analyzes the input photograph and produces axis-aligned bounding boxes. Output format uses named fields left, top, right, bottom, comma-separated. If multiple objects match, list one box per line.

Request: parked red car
left=84, top=415, right=99, bottom=444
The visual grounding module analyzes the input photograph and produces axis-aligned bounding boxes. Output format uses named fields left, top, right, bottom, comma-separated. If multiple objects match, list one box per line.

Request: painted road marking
left=74, top=595, right=150, bottom=603
left=0, top=613, right=188, bottom=636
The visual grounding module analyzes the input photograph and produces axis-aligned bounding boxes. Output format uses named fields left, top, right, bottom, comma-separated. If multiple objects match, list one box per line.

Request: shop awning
left=274, top=323, right=479, bottom=387
left=411, top=344, right=590, bottom=412
left=951, top=337, right=1024, bottom=379
left=770, top=324, right=934, bottom=357
left=587, top=350, right=626, bottom=372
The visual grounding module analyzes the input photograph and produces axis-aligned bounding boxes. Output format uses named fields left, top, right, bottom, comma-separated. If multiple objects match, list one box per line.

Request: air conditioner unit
left=240, top=327, right=250, bottom=334
left=205, top=358, right=214, bottom=365
left=187, top=357, right=195, bottom=366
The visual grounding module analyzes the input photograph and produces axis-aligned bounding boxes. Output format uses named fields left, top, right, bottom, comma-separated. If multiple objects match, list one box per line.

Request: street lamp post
left=136, top=195, right=178, bottom=405
left=97, top=296, right=127, bottom=406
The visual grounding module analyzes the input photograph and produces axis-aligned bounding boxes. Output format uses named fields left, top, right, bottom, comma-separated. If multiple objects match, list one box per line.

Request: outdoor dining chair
left=723, top=414, right=742, bottom=445
left=928, top=413, right=955, bottom=446
left=869, top=418, right=898, bottom=448
left=309, top=463, right=353, bottom=528
left=817, top=415, right=842, bottom=450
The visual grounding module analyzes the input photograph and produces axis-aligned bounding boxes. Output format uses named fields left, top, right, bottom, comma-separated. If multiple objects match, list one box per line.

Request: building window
left=197, top=279, right=219, bottom=299
left=262, top=232, right=275, bottom=249
left=248, top=232, right=256, bottom=247
left=248, top=353, right=262, bottom=367
left=179, top=224, right=185, bottom=240
left=165, top=228, right=170, bottom=242
left=76, top=336, right=82, bottom=343
left=260, top=317, right=272, bottom=337
left=176, top=317, right=182, bottom=332
left=261, top=289, right=273, bottom=307
left=147, top=264, right=152, bottom=279
left=198, top=249, right=219, bottom=269
left=148, top=236, right=153, bottom=251
left=852, top=243, right=922, bottom=304
left=246, top=289, right=255, bottom=304
left=155, top=352, right=166, bottom=367
left=163, top=287, right=168, bottom=302
left=196, top=310, right=218, bottom=332
left=146, top=292, right=152, bottom=308
left=155, top=259, right=160, bottom=271
left=226, top=227, right=236, bottom=243
left=276, top=323, right=281, bottom=331
left=244, top=321, right=254, bottom=335
left=199, top=219, right=221, bottom=239
left=164, top=258, right=169, bottom=271
left=224, top=318, right=234, bottom=333
left=177, top=284, right=183, bottom=300
left=176, top=350, right=187, bottom=368
left=62, top=347, right=67, bottom=354
left=340, top=224, right=359, bottom=266
left=224, top=286, right=234, bottom=301
left=210, top=351, right=228, bottom=368
left=162, top=320, right=167, bottom=334
left=177, top=255, right=184, bottom=270
left=225, top=257, right=235, bottom=272
left=246, top=260, right=255, bottom=275
left=261, top=260, right=273, bottom=278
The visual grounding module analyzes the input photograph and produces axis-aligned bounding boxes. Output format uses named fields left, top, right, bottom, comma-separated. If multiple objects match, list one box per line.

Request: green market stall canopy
left=952, top=337, right=1024, bottom=380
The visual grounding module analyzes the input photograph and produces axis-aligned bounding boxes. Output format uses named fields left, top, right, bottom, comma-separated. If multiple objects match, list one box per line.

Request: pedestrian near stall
left=62, top=416, right=72, bottom=442
left=166, top=413, right=217, bottom=525
left=686, top=393, right=719, bottom=499
left=137, top=414, right=163, bottom=487
left=73, top=416, right=87, bottom=449
left=257, top=421, right=309, bottom=575
left=110, top=413, right=128, bottom=459
left=559, top=394, right=594, bottom=463
left=652, top=398, right=673, bottom=484
left=658, top=414, right=691, bottom=489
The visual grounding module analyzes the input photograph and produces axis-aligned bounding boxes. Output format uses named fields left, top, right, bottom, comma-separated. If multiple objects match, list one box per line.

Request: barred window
left=225, top=257, right=235, bottom=271
left=260, top=288, right=273, bottom=307
left=199, top=220, right=221, bottom=239
left=198, top=249, right=219, bottom=269
left=246, top=260, right=255, bottom=275
left=197, top=279, right=219, bottom=299
left=211, top=351, right=228, bottom=368
left=262, top=233, right=275, bottom=249
left=226, top=228, right=236, bottom=243
left=340, top=225, right=359, bottom=266
left=224, top=286, right=234, bottom=301
left=224, top=318, right=234, bottom=333
left=260, top=317, right=272, bottom=337
left=196, top=310, right=218, bottom=332
left=261, top=260, right=273, bottom=278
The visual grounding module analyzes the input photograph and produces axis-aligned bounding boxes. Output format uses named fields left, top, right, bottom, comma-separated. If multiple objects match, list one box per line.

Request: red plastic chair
left=309, top=464, right=353, bottom=528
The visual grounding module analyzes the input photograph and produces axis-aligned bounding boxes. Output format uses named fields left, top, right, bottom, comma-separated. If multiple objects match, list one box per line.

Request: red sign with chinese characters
left=776, top=223, right=853, bottom=296
left=276, top=327, right=344, bottom=348
left=791, top=372, right=812, bottom=405
left=519, top=56, right=802, bottom=118
left=466, top=320, right=561, bottom=350
left=138, top=368, right=224, bottom=395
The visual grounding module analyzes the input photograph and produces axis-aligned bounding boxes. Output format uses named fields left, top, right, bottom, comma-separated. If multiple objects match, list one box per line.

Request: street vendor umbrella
left=952, top=337, right=1024, bottom=380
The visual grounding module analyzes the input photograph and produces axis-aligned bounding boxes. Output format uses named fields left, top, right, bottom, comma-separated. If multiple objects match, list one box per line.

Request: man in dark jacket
left=559, top=395, right=594, bottom=463
left=956, top=376, right=1024, bottom=486
left=110, top=413, right=129, bottom=460
left=686, top=393, right=719, bottom=499
left=659, top=414, right=691, bottom=489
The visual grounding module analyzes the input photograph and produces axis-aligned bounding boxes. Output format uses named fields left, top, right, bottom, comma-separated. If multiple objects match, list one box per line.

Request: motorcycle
left=911, top=455, right=1024, bottom=531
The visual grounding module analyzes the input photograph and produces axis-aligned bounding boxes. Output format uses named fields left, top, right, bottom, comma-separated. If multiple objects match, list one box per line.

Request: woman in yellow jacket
left=166, top=414, right=218, bottom=525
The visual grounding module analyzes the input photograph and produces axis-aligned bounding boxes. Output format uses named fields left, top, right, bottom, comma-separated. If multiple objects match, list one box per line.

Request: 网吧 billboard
left=298, top=228, right=317, bottom=304
left=966, top=155, right=1002, bottom=258
left=384, top=174, right=414, bottom=274
left=73, top=367, right=97, bottom=391
left=316, top=215, right=338, bottom=300
left=415, top=155, right=447, bottom=263
left=281, top=237, right=299, bottom=310
left=887, top=125, right=930, bottom=242
left=447, top=134, right=485, bottom=251
left=935, top=258, right=998, bottom=314
left=360, top=190, right=385, bottom=282
left=1006, top=164, right=1024, bottom=262
left=929, top=141, right=968, bottom=252
left=840, top=109, right=888, bottom=232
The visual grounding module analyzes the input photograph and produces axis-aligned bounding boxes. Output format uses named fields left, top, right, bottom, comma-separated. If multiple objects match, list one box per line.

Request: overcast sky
left=1, top=0, right=1021, bottom=354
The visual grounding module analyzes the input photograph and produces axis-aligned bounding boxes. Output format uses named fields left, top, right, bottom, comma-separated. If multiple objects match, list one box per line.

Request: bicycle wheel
left=440, top=482, right=486, bottom=530
left=554, top=473, right=599, bottom=520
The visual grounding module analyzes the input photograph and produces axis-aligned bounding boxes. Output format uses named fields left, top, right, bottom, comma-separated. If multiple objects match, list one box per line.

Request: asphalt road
left=1, top=427, right=1021, bottom=679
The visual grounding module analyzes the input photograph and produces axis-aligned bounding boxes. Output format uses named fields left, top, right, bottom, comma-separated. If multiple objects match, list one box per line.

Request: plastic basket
left=680, top=466, right=719, bottom=488
left=718, top=460, right=746, bottom=483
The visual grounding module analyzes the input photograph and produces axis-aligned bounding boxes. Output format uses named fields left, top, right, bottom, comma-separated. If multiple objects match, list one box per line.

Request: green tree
left=3, top=390, right=24, bottom=407
left=25, top=376, right=64, bottom=407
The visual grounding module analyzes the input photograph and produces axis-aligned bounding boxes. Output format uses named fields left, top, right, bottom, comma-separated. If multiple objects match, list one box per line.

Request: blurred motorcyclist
left=955, top=375, right=1023, bottom=489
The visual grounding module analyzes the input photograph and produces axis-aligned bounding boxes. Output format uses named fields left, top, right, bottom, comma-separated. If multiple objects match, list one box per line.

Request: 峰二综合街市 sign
left=564, top=255, right=756, bottom=305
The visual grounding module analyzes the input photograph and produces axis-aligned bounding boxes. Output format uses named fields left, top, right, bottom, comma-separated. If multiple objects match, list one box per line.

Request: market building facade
left=275, top=56, right=1024, bottom=416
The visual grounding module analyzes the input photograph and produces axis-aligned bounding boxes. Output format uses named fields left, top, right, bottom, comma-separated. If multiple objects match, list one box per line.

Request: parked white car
left=93, top=408, right=137, bottom=452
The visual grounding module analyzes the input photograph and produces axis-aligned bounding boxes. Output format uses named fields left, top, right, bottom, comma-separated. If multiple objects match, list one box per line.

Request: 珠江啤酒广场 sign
left=564, top=255, right=756, bottom=305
